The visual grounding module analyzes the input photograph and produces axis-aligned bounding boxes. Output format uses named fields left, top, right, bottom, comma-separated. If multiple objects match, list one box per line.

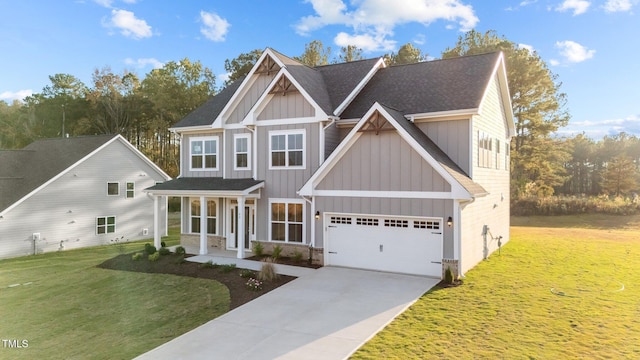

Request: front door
left=228, top=200, right=254, bottom=250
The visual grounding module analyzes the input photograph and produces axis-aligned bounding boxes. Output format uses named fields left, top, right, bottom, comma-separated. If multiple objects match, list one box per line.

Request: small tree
left=601, top=155, right=638, bottom=196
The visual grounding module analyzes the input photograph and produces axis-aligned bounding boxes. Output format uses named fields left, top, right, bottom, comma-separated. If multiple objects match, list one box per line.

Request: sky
left=0, top=0, right=638, bottom=139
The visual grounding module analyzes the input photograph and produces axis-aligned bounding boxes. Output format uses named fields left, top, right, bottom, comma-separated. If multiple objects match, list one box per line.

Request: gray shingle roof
left=379, top=104, right=487, bottom=197
left=286, top=65, right=333, bottom=115
left=341, top=52, right=501, bottom=119
left=145, top=177, right=263, bottom=192
left=0, top=135, right=117, bottom=212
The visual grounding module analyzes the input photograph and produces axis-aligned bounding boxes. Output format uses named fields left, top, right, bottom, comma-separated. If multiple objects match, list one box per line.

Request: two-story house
left=145, top=48, right=515, bottom=278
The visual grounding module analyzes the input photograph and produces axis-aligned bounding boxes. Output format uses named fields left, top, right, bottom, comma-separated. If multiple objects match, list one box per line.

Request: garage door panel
left=325, top=214, right=443, bottom=277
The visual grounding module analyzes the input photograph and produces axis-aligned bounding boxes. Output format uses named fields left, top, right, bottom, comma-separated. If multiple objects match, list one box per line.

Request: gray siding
left=257, top=92, right=315, bottom=120
left=323, top=121, right=341, bottom=160
left=181, top=131, right=224, bottom=177
left=417, top=119, right=471, bottom=175
left=227, top=74, right=274, bottom=124
left=315, top=197, right=454, bottom=257
left=0, top=140, right=168, bottom=259
left=317, top=130, right=451, bottom=192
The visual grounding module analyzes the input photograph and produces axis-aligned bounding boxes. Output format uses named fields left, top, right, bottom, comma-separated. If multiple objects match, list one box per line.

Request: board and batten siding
left=460, top=73, right=511, bottom=274
left=314, top=197, right=454, bottom=256
left=254, top=123, right=321, bottom=243
left=317, top=130, right=451, bottom=192
left=181, top=131, right=224, bottom=178
left=257, top=92, right=315, bottom=120
left=416, top=119, right=471, bottom=176
left=226, top=73, right=275, bottom=124
left=0, top=140, right=168, bottom=259
left=323, top=121, right=341, bottom=160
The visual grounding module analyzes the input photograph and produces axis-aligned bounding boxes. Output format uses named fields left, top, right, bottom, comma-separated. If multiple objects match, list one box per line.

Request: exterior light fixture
left=447, top=216, right=453, bottom=227
left=315, top=211, right=320, bottom=220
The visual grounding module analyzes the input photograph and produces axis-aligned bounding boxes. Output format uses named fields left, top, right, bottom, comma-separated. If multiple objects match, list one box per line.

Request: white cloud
left=518, top=43, right=535, bottom=53
left=199, top=11, right=230, bottom=42
left=555, top=0, right=591, bottom=15
left=559, top=114, right=640, bottom=138
left=555, top=40, right=595, bottom=63
left=0, top=89, right=33, bottom=102
left=124, top=57, right=164, bottom=69
left=334, top=32, right=396, bottom=52
left=296, top=0, right=478, bottom=52
left=104, top=9, right=152, bottom=39
left=94, top=0, right=114, bottom=8
left=603, top=0, right=633, bottom=12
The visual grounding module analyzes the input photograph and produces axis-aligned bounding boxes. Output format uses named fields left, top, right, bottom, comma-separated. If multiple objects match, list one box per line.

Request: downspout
left=300, top=195, right=314, bottom=248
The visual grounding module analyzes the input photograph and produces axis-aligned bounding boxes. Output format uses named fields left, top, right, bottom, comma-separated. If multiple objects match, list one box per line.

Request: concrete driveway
left=136, top=267, right=439, bottom=360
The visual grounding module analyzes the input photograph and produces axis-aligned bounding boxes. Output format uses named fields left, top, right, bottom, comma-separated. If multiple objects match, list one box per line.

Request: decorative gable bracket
left=269, top=75, right=299, bottom=96
left=358, top=110, right=395, bottom=135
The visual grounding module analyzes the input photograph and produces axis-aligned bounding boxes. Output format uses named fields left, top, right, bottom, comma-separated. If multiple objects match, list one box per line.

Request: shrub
left=257, top=258, right=279, bottom=282
left=131, top=252, right=143, bottom=261
left=245, top=278, right=263, bottom=291
left=174, top=255, right=186, bottom=265
left=144, top=243, right=157, bottom=255
left=148, top=252, right=160, bottom=262
left=272, top=245, right=283, bottom=260
left=292, top=250, right=303, bottom=263
left=240, top=269, right=255, bottom=278
left=444, top=267, right=454, bottom=285
left=220, top=264, right=237, bottom=273
left=199, top=260, right=215, bottom=269
left=175, top=246, right=186, bottom=255
left=161, top=241, right=166, bottom=248
left=158, top=247, right=171, bottom=255
left=253, top=242, right=264, bottom=257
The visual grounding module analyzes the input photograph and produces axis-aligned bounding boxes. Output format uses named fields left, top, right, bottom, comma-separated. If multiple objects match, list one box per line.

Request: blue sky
left=0, top=0, right=638, bottom=138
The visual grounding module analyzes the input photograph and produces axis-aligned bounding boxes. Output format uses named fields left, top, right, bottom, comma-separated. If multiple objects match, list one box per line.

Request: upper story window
left=505, top=142, right=510, bottom=170
left=478, top=131, right=493, bottom=168
left=495, top=139, right=501, bottom=170
left=190, top=136, right=218, bottom=171
left=234, top=134, right=251, bottom=171
left=107, top=182, right=119, bottom=196
left=126, top=182, right=135, bottom=198
left=269, top=130, right=305, bottom=169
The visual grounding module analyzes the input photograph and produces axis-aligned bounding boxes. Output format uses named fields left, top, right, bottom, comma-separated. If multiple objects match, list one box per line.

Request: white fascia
left=334, top=57, right=386, bottom=116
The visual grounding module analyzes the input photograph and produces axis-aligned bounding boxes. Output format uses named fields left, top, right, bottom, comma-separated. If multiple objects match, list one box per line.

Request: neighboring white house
left=0, top=134, right=171, bottom=259
left=145, top=48, right=515, bottom=278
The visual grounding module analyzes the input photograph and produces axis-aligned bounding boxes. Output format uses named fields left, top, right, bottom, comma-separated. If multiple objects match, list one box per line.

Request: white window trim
left=268, top=198, right=306, bottom=243
left=96, top=215, right=116, bottom=235
left=189, top=198, right=218, bottom=235
left=107, top=182, right=119, bottom=196
left=189, top=136, right=219, bottom=171
left=268, top=129, right=306, bottom=170
left=126, top=181, right=135, bottom=198
left=233, top=133, right=251, bottom=171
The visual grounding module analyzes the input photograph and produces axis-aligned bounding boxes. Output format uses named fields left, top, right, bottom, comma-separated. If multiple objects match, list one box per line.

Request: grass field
left=353, top=215, right=640, bottom=359
left=0, top=230, right=230, bottom=360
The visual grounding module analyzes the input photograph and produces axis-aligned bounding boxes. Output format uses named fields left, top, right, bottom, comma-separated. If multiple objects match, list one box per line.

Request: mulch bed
left=98, top=253, right=296, bottom=310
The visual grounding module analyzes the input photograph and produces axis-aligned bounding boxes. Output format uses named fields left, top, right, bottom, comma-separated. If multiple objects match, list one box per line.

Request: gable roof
left=0, top=135, right=170, bottom=214
left=340, top=52, right=502, bottom=119
left=299, top=102, right=486, bottom=199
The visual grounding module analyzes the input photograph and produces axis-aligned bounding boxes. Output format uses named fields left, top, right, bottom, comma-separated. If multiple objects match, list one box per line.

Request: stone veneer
left=252, top=240, right=324, bottom=266
left=442, top=258, right=459, bottom=279
left=180, top=234, right=226, bottom=251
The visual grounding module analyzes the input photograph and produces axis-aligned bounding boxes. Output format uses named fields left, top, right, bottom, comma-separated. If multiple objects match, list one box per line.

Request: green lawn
left=0, top=230, right=228, bottom=360
left=353, top=215, right=640, bottom=359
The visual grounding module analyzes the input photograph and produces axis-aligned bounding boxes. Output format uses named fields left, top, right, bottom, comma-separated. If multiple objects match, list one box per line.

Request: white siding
left=460, top=74, right=511, bottom=273
left=0, top=140, right=168, bottom=259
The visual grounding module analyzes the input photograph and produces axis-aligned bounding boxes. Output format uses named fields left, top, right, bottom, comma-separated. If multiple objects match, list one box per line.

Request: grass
left=353, top=215, right=640, bottom=359
left=0, top=229, right=230, bottom=360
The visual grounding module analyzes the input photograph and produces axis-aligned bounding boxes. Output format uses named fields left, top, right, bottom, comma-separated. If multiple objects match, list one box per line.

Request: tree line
left=1, top=31, right=638, bottom=197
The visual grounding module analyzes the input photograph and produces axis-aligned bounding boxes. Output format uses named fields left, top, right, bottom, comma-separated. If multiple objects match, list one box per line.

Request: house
left=0, top=134, right=171, bottom=259
left=145, top=48, right=515, bottom=278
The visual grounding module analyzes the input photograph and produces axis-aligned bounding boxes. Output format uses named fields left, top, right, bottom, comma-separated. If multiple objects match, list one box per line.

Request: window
left=356, top=218, right=378, bottom=226
left=126, top=182, right=134, bottom=198
left=269, top=130, right=305, bottom=168
left=330, top=216, right=352, bottom=225
left=190, top=137, right=218, bottom=170
left=478, top=131, right=493, bottom=168
left=270, top=200, right=304, bottom=243
left=234, top=134, right=251, bottom=170
left=96, top=216, right=116, bottom=234
left=505, top=142, right=510, bottom=170
left=190, top=199, right=217, bottom=234
left=495, top=139, right=501, bottom=170
left=107, top=182, right=119, bottom=196
left=384, top=219, right=408, bottom=228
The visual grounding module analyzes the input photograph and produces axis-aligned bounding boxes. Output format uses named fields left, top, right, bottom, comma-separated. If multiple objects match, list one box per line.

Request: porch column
left=237, top=195, right=245, bottom=259
left=153, top=195, right=161, bottom=249
left=199, top=196, right=207, bottom=255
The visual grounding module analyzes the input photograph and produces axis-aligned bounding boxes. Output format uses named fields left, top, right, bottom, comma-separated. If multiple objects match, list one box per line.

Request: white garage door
left=324, top=213, right=443, bottom=277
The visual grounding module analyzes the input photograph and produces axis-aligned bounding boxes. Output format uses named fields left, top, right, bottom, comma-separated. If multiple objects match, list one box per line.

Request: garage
left=324, top=213, right=443, bottom=277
